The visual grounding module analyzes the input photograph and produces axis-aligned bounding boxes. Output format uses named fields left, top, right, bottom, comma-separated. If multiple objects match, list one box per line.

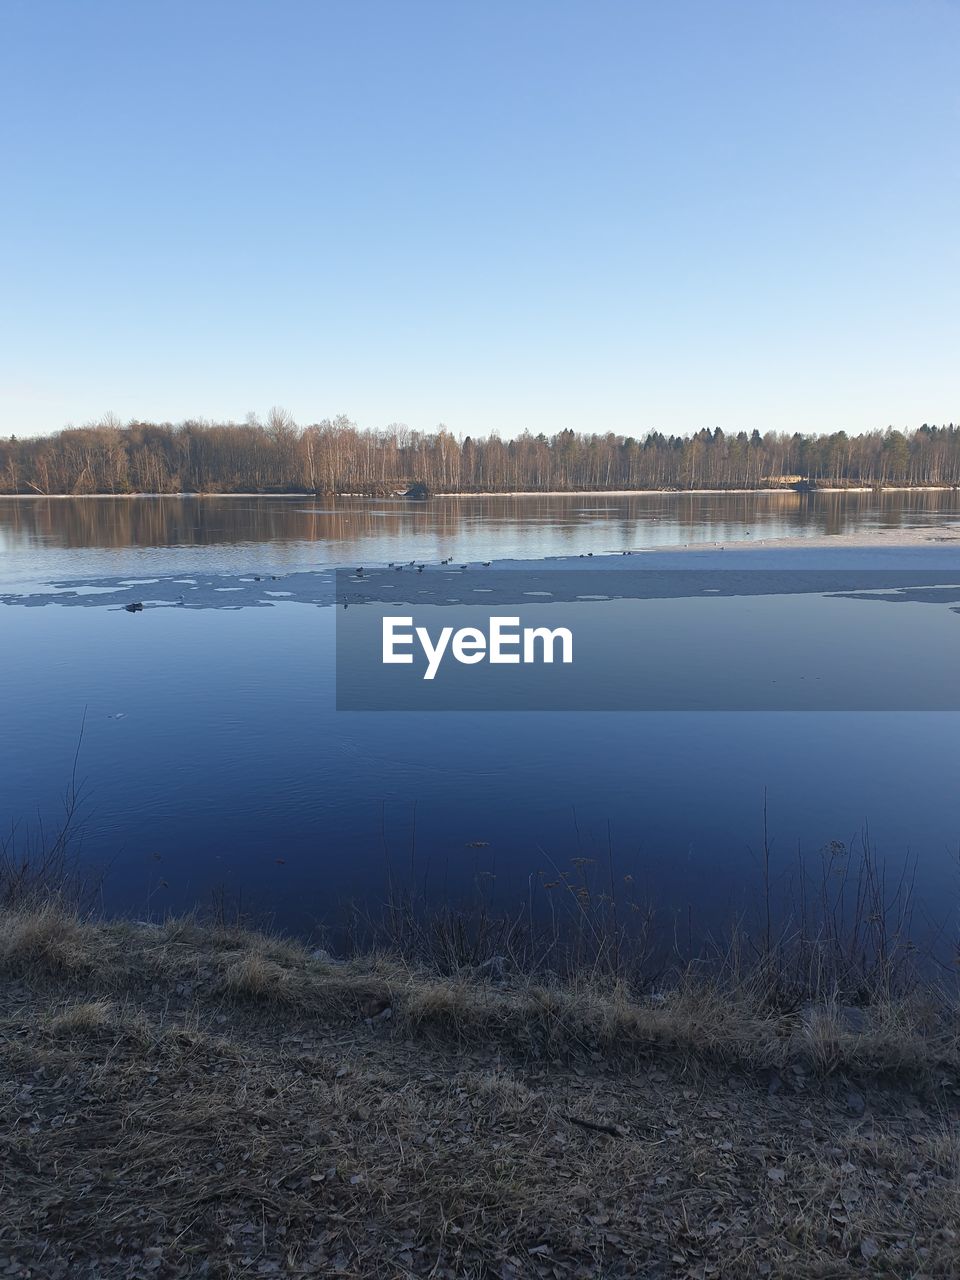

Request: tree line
left=2, top=411, right=959, bottom=495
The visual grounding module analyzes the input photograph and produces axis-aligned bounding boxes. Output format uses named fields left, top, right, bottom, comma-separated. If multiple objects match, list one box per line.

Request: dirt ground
left=1, top=910, right=958, bottom=1278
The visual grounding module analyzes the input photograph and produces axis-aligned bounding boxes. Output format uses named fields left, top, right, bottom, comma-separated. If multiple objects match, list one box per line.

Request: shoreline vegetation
left=3, top=896, right=960, bottom=1278
left=3, top=805, right=960, bottom=1276
left=4, top=482, right=960, bottom=499
left=3, top=415, right=960, bottom=497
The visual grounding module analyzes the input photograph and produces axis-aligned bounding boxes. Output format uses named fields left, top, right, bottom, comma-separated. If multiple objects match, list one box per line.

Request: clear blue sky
left=1, top=0, right=957, bottom=440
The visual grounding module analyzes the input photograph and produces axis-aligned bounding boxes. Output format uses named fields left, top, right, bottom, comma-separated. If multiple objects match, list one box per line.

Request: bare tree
left=2, top=418, right=959, bottom=496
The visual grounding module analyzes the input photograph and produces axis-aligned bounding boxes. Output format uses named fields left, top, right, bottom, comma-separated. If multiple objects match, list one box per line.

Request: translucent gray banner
left=335, top=567, right=960, bottom=710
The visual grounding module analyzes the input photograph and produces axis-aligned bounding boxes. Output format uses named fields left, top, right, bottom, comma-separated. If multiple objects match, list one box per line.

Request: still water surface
left=2, top=492, right=960, bottom=940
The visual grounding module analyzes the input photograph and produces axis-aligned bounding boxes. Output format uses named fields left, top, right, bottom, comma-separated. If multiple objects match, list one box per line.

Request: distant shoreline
left=1, top=485, right=959, bottom=500
left=435, top=485, right=960, bottom=497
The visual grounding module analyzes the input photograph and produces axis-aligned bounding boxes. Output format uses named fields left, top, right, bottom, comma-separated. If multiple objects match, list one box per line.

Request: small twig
left=560, top=1112, right=624, bottom=1138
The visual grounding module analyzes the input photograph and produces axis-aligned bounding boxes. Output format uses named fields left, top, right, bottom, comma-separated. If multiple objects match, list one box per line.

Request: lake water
left=2, top=491, right=960, bottom=945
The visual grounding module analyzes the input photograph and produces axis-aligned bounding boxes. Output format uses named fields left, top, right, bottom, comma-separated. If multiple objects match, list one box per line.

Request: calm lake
left=2, top=491, right=960, bottom=943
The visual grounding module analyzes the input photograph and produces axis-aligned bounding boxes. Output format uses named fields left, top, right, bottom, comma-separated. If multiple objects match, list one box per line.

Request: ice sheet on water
left=3, top=546, right=960, bottom=613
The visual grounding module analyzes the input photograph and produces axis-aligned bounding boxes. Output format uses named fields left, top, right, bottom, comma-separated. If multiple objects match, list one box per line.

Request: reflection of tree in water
left=1, top=489, right=960, bottom=555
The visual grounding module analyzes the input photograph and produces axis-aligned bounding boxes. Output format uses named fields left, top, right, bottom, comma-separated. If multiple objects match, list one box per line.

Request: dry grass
left=45, top=997, right=116, bottom=1034
left=2, top=904, right=960, bottom=1076
left=0, top=902, right=92, bottom=974
left=2, top=904, right=960, bottom=1278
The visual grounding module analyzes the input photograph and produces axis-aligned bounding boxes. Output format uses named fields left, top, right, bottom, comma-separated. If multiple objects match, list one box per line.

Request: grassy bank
left=2, top=902, right=960, bottom=1278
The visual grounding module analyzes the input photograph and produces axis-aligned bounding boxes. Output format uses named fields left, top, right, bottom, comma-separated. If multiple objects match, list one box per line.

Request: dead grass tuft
left=0, top=904, right=93, bottom=975
left=45, top=997, right=115, bottom=1034
left=220, top=950, right=297, bottom=1003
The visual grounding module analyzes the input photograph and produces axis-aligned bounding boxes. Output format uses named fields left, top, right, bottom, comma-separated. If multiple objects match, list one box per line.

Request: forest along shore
left=4, top=418, right=960, bottom=495
left=2, top=902, right=960, bottom=1278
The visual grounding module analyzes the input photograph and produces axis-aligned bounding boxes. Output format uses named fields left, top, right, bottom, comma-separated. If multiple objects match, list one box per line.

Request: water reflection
left=2, top=489, right=960, bottom=559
